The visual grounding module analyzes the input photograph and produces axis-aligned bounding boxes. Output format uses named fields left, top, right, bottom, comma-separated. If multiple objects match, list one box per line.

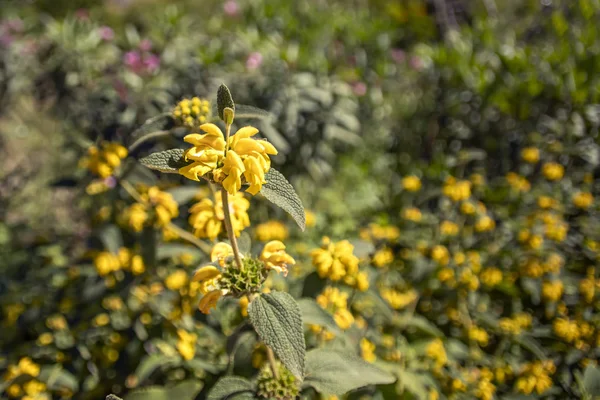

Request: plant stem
left=266, top=346, right=279, bottom=379
left=221, top=188, right=243, bottom=269
left=223, top=122, right=232, bottom=156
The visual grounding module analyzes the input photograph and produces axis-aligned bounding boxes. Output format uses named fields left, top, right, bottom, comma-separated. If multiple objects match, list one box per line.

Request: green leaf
left=156, top=244, right=202, bottom=261
left=260, top=169, right=306, bottom=230
left=398, top=315, right=444, bottom=337
left=304, top=349, right=396, bottom=395
left=217, top=84, right=235, bottom=121
left=235, top=104, right=272, bottom=120
left=44, top=366, right=79, bottom=392
left=98, top=224, right=123, bottom=254
left=125, top=381, right=202, bottom=400
left=248, top=292, right=306, bottom=380
left=298, top=298, right=342, bottom=336
left=237, top=231, right=252, bottom=254
left=396, top=369, right=428, bottom=398
left=128, top=113, right=176, bottom=151
left=207, top=376, right=255, bottom=400
left=166, top=186, right=201, bottom=204
left=139, top=149, right=191, bottom=174
left=583, top=365, right=600, bottom=395
left=132, top=354, right=180, bottom=384
left=106, top=395, right=123, bottom=400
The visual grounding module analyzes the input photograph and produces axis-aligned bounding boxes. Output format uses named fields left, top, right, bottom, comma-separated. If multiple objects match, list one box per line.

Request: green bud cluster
left=220, top=257, right=267, bottom=296
left=256, top=361, right=299, bottom=400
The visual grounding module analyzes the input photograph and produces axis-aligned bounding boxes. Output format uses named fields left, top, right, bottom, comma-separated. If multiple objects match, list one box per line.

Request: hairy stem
left=266, top=346, right=280, bottom=379
left=221, top=188, right=243, bottom=269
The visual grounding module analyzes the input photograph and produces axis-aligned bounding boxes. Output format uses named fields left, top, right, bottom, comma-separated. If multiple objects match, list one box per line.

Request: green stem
left=266, top=346, right=280, bottom=379
left=221, top=188, right=243, bottom=269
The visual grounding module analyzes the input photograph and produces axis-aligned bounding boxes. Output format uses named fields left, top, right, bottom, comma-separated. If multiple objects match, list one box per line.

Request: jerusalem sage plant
left=133, top=84, right=395, bottom=399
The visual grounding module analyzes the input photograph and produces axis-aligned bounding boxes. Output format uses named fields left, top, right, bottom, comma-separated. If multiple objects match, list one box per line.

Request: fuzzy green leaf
left=99, top=224, right=123, bottom=255
left=248, top=292, right=306, bottom=380
left=207, top=376, right=255, bottom=400
left=583, top=365, right=600, bottom=395
left=128, top=113, right=176, bottom=150
left=132, top=354, right=180, bottom=384
left=217, top=84, right=235, bottom=120
left=139, top=149, right=190, bottom=174
left=304, top=349, right=396, bottom=395
left=124, top=380, right=202, bottom=400
left=260, top=169, right=306, bottom=230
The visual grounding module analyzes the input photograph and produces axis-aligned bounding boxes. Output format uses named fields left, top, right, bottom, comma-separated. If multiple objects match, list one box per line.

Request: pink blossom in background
left=409, top=55, right=423, bottom=71
left=6, top=18, right=24, bottom=32
left=139, top=38, right=153, bottom=51
left=0, top=33, right=14, bottom=47
left=124, top=50, right=142, bottom=71
left=391, top=48, right=406, bottom=63
left=224, top=0, right=240, bottom=16
left=99, top=26, right=114, bottom=41
left=246, top=52, right=263, bottom=70
left=104, top=176, right=117, bottom=188
left=352, top=81, right=367, bottom=96
left=143, top=53, right=161, bottom=72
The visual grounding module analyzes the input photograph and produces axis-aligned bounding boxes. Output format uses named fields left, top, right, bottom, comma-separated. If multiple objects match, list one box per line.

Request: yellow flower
left=179, top=123, right=278, bottom=195
left=443, top=177, right=471, bottom=201
left=165, top=269, right=188, bottom=291
left=402, top=207, right=422, bottom=221
left=198, top=289, right=224, bottom=314
left=172, top=97, right=211, bottom=128
left=372, top=247, right=394, bottom=267
left=506, top=172, right=531, bottom=192
left=260, top=241, right=296, bottom=276
left=360, top=338, right=376, bottom=363
left=255, top=220, right=289, bottom=241
left=468, top=326, right=489, bottom=346
left=542, top=162, right=564, bottom=181
left=317, top=287, right=354, bottom=330
left=430, top=245, right=450, bottom=266
left=521, top=147, right=540, bottom=163
left=542, top=280, right=564, bottom=302
left=191, top=243, right=235, bottom=314
left=553, top=318, right=580, bottom=343
left=176, top=329, right=197, bottom=360
left=573, top=192, right=594, bottom=209
left=188, top=191, right=250, bottom=240
left=239, top=296, right=249, bottom=317
left=93, top=313, right=110, bottom=327
left=333, top=308, right=354, bottom=330
left=515, top=361, right=554, bottom=395
left=402, top=175, right=422, bottom=191
left=425, top=339, right=447, bottom=368
left=310, top=237, right=359, bottom=282
left=475, top=215, right=495, bottom=232
left=380, top=288, right=417, bottom=310
left=121, top=203, right=148, bottom=232
left=80, top=142, right=128, bottom=178
left=480, top=267, right=502, bottom=287
left=305, top=210, right=317, bottom=227
left=359, top=223, right=400, bottom=241
left=37, top=333, right=53, bottom=346
left=440, top=220, right=459, bottom=236
left=22, top=380, right=46, bottom=396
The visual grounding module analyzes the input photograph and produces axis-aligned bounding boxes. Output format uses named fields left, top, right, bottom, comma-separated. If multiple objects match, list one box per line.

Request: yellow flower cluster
left=541, top=280, right=564, bottom=302
left=176, top=329, right=197, bottom=360
left=172, top=97, right=211, bottom=128
left=372, top=247, right=394, bottom=267
left=440, top=220, right=459, bottom=236
left=431, top=245, right=450, bottom=266
left=506, top=172, right=531, bottom=192
left=4, top=357, right=40, bottom=380
left=316, top=287, right=355, bottom=330
left=360, top=338, right=377, bottom=363
left=480, top=267, right=502, bottom=287
left=402, top=175, right=422, bottom=191
left=521, top=147, right=540, bottom=163
left=255, top=220, right=289, bottom=242
left=573, top=191, right=594, bottom=209
left=402, top=207, right=422, bottom=222
left=380, top=288, right=417, bottom=310
left=499, top=313, right=532, bottom=335
left=474, top=215, right=495, bottom=232
left=311, top=237, right=369, bottom=291
left=443, top=177, right=471, bottom=201
left=426, top=338, right=448, bottom=369
left=80, top=142, right=128, bottom=178
left=179, top=123, right=278, bottom=195
left=260, top=240, right=296, bottom=276
left=6, top=380, right=47, bottom=400
left=359, top=223, right=400, bottom=241
left=515, top=360, right=555, bottom=395
left=579, top=268, right=599, bottom=303
left=188, top=191, right=250, bottom=240
left=468, top=326, right=489, bottom=346
left=542, top=162, right=564, bottom=181
left=93, top=247, right=145, bottom=276
left=121, top=186, right=179, bottom=232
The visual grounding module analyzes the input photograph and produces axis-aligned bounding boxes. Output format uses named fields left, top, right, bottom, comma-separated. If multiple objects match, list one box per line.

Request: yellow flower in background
left=542, top=280, right=564, bottom=302
left=239, top=296, right=249, bottom=317
left=359, top=223, right=400, bottom=241
left=121, top=203, right=148, bottom=232
left=188, top=191, right=250, bottom=240
left=515, top=360, right=555, bottom=395
left=5, top=357, right=41, bottom=380
left=80, top=142, right=128, bottom=178
left=402, top=207, right=422, bottom=221
left=120, top=186, right=178, bottom=232
left=443, top=177, right=471, bottom=201
left=94, top=252, right=121, bottom=276
left=480, top=267, right=502, bottom=287
left=179, top=123, right=278, bottom=195
left=255, top=220, right=289, bottom=242
left=176, top=329, right=197, bottom=360
left=172, top=97, right=211, bottom=128
left=360, top=338, right=376, bottom=363
left=260, top=240, right=296, bottom=276
left=165, top=269, right=189, bottom=291
left=311, top=237, right=359, bottom=281
left=506, top=172, right=531, bottom=192
left=426, top=338, right=447, bottom=368
left=305, top=210, right=317, bottom=227
left=372, top=247, right=394, bottom=267
left=573, top=192, right=594, bottom=209
left=402, top=175, right=422, bottom=191
left=521, top=147, right=540, bottom=163
left=316, top=287, right=354, bottom=330
left=468, top=326, right=489, bottom=346
left=542, top=162, right=564, bottom=181
left=380, top=288, right=417, bottom=310
left=430, top=245, right=450, bottom=266
left=440, top=220, right=459, bottom=236
left=475, top=215, right=495, bottom=232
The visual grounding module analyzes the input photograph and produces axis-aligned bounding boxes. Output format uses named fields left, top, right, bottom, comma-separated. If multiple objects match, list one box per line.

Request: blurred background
left=1, top=0, right=600, bottom=399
